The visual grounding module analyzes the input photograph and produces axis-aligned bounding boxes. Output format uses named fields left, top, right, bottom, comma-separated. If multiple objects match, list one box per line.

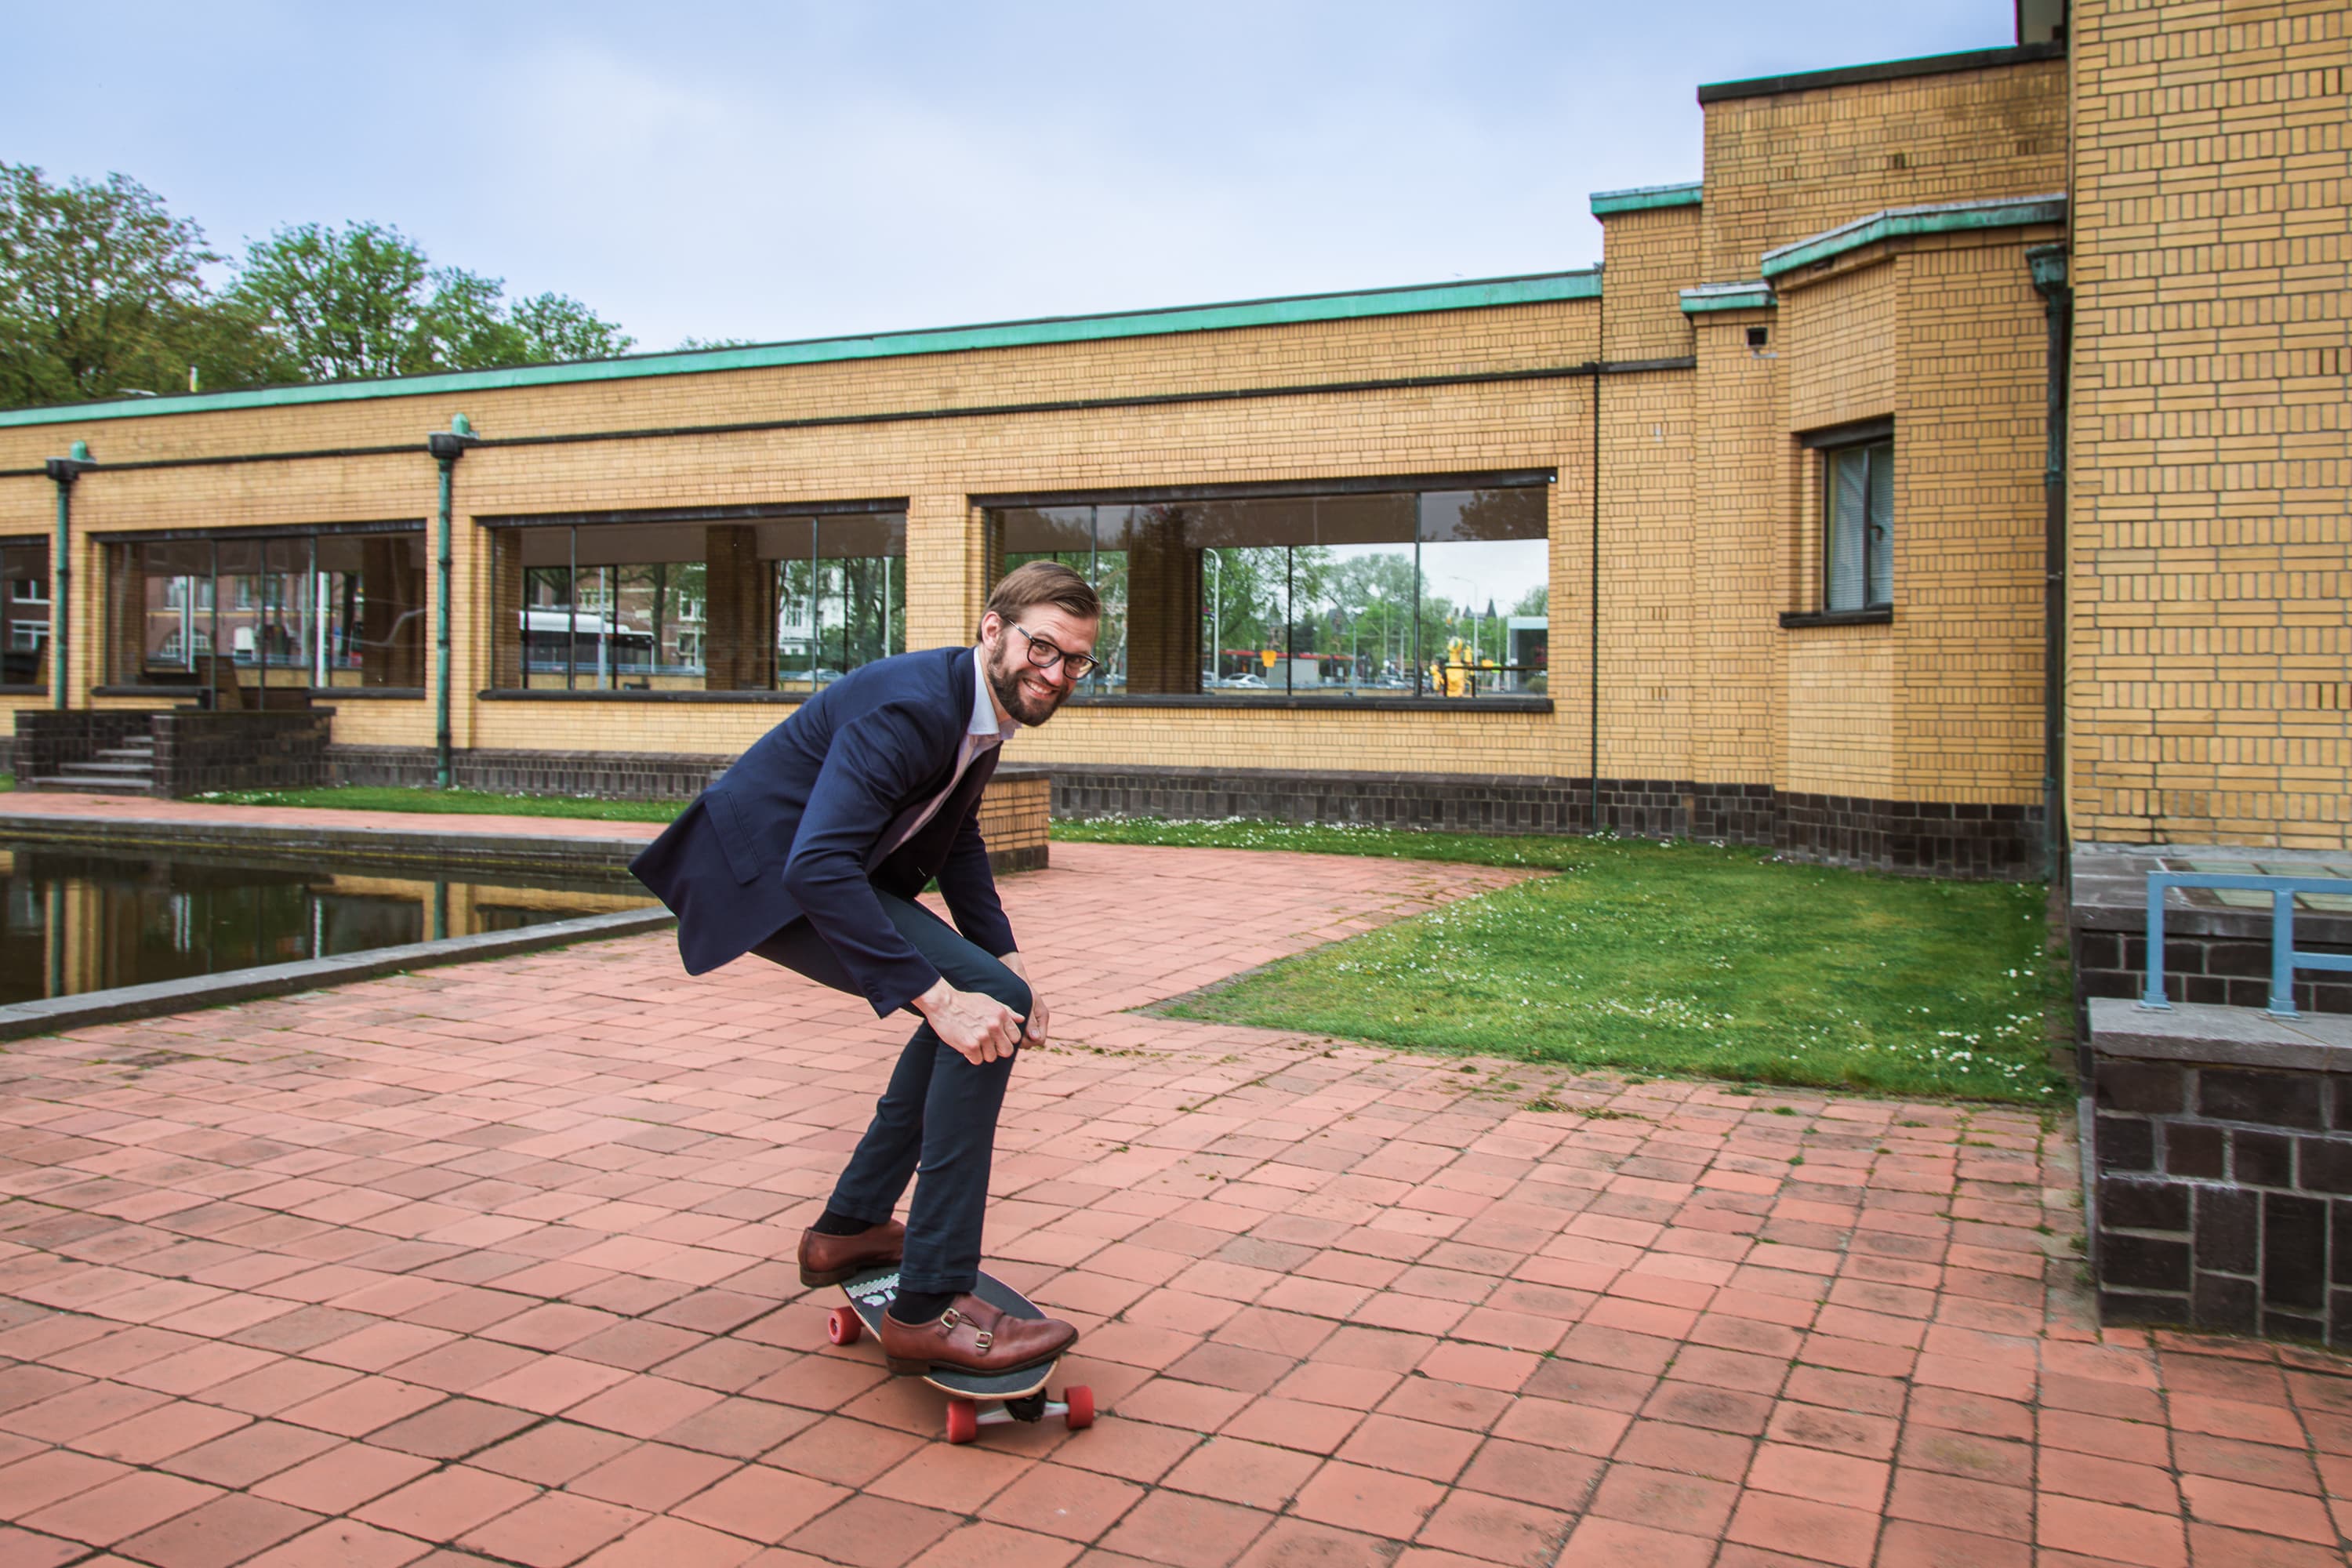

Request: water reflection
left=0, top=844, right=653, bottom=1004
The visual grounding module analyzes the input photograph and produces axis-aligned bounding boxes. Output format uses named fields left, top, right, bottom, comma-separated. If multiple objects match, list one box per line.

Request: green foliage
left=229, top=223, right=636, bottom=381
left=0, top=163, right=291, bottom=405
left=1058, top=816, right=2061, bottom=1102
left=0, top=165, right=637, bottom=409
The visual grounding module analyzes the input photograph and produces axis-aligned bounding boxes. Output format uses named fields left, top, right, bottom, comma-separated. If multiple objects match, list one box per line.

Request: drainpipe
left=42, top=441, right=95, bottom=712
left=2027, top=245, right=2070, bottom=884
left=1590, top=272, right=1604, bottom=836
left=426, top=415, right=479, bottom=789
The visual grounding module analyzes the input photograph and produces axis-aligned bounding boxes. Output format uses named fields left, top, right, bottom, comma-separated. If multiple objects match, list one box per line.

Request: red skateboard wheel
left=946, top=1398, right=979, bottom=1444
left=1065, top=1385, right=1094, bottom=1431
left=826, top=1308, right=860, bottom=1347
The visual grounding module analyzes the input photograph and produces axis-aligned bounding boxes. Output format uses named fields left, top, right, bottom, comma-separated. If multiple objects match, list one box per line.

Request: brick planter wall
left=2087, top=1005, right=2352, bottom=1345
left=152, top=710, right=334, bottom=797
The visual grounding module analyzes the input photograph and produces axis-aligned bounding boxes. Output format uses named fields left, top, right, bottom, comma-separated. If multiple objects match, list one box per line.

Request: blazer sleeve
left=781, top=703, right=949, bottom=1016
left=936, top=803, right=1015, bottom=958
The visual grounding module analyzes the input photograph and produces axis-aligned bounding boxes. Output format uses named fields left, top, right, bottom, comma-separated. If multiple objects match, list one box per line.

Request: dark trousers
left=753, top=891, right=1031, bottom=1295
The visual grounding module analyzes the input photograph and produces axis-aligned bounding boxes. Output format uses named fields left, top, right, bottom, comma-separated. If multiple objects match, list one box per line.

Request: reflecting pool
left=0, top=841, right=655, bottom=1004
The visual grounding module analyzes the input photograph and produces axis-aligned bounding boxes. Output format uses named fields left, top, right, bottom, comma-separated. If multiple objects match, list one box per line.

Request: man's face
left=982, top=605, right=1100, bottom=726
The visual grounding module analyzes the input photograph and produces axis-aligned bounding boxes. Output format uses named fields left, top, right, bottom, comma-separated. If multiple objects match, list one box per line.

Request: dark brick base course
left=330, top=746, right=727, bottom=800
left=2090, top=1054, right=2352, bottom=1345
left=1049, top=765, right=2045, bottom=879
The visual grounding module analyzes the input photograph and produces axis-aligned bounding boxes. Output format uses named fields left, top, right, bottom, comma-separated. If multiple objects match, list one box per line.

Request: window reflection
left=503, top=511, right=906, bottom=691
left=103, top=531, right=426, bottom=699
left=988, top=482, right=1548, bottom=699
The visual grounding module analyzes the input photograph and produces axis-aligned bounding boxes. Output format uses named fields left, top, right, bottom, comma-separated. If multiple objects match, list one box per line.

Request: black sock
left=888, top=1290, right=955, bottom=1325
left=810, top=1208, right=872, bottom=1237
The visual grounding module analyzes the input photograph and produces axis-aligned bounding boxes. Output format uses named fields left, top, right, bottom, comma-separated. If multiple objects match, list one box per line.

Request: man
left=630, top=561, right=1099, bottom=1376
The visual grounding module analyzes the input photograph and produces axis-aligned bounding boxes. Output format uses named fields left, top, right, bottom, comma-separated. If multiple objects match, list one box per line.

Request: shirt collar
left=971, top=645, right=1017, bottom=741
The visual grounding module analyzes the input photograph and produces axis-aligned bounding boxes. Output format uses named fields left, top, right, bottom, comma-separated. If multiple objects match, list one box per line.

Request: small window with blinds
left=1824, top=438, right=1893, bottom=612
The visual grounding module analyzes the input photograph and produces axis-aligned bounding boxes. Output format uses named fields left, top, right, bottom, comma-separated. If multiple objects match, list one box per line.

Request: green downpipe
left=427, top=416, right=477, bottom=790
left=435, top=458, right=453, bottom=786
left=43, top=441, right=93, bottom=712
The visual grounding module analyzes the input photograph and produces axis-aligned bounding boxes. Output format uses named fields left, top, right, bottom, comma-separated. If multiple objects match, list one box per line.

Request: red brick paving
left=0, top=800, right=2345, bottom=1567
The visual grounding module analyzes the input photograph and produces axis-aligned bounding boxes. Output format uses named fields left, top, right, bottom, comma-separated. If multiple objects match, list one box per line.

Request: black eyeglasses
left=1011, top=624, right=1100, bottom=681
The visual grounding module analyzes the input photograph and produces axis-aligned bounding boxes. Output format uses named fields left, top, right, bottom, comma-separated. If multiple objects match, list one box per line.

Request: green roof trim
left=0, top=268, right=1603, bottom=431
left=1759, top=194, right=2067, bottom=279
left=1680, top=282, right=1776, bottom=314
left=1590, top=182, right=1703, bottom=217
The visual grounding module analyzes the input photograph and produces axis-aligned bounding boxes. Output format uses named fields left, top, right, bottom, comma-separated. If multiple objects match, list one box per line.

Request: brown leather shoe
left=797, top=1221, right=906, bottom=1287
left=876, top=1294, right=1077, bottom=1376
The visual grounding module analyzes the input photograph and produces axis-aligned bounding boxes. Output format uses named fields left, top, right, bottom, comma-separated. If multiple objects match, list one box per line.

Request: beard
left=986, top=639, right=1072, bottom=725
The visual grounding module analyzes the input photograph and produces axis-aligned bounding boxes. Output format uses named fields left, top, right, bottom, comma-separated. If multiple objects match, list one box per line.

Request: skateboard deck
left=827, top=1266, right=1094, bottom=1442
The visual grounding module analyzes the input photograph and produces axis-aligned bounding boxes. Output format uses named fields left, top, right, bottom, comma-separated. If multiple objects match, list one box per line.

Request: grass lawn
left=1059, top=817, right=2061, bottom=1103
left=190, top=784, right=684, bottom=823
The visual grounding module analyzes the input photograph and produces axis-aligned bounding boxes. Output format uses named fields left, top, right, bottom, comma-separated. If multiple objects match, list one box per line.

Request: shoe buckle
left=940, top=1308, right=960, bottom=1329
left=974, top=1329, right=993, bottom=1351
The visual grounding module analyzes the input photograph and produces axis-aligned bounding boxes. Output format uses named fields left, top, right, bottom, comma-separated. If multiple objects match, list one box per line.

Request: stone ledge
left=0, top=907, right=676, bottom=1042
left=2089, top=997, right=2352, bottom=1074
left=0, top=810, right=650, bottom=878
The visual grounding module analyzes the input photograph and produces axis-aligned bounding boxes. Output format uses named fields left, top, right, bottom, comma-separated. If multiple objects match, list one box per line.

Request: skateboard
left=827, top=1266, right=1094, bottom=1444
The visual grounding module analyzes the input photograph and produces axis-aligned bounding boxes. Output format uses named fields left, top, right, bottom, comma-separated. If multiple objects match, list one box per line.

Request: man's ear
left=977, top=609, right=1003, bottom=646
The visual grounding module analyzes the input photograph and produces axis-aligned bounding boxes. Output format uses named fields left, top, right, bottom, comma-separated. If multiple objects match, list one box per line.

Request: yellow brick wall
left=1690, top=313, right=1789, bottom=789
left=1766, top=228, right=2056, bottom=810
left=1596, top=369, right=1698, bottom=782
left=1599, top=204, right=1702, bottom=363
left=1701, top=56, right=2071, bottom=284
left=1893, top=230, right=2058, bottom=807
left=2068, top=0, right=2352, bottom=847
left=1784, top=256, right=1899, bottom=432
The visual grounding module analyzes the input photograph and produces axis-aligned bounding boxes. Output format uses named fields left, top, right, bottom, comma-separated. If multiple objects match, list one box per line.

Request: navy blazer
left=629, top=645, right=1016, bottom=1016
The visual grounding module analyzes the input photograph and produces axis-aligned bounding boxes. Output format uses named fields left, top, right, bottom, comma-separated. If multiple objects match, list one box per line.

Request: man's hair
left=982, top=559, right=1100, bottom=633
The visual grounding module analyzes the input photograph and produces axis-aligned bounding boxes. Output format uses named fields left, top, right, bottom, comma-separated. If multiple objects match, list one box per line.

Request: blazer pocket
left=703, top=788, right=764, bottom=885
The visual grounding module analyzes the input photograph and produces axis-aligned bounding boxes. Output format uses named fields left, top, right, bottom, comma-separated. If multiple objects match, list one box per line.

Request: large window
left=0, top=539, right=49, bottom=689
left=1824, top=438, right=1893, bottom=612
left=103, top=528, right=426, bottom=696
left=992, top=480, right=1548, bottom=699
left=491, top=509, right=906, bottom=692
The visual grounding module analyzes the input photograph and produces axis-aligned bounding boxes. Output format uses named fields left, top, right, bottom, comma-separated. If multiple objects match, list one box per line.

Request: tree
left=0, top=163, right=288, bottom=405
left=230, top=221, right=633, bottom=382
left=509, top=292, right=634, bottom=361
left=1513, top=585, right=1549, bottom=617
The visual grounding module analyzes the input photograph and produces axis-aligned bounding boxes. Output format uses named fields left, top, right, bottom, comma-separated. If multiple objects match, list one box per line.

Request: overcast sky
left=5, top=2, right=2021, bottom=354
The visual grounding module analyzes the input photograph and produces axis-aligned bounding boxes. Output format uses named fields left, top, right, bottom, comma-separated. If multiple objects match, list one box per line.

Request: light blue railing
left=2140, top=872, right=2352, bottom=1018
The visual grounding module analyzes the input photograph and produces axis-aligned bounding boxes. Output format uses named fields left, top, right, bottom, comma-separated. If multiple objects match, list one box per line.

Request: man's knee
left=980, top=965, right=1032, bottom=1025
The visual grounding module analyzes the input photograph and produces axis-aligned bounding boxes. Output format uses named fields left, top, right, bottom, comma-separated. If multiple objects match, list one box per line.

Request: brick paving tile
left=902, top=1522, right=1082, bottom=1568
left=241, top=1519, right=430, bottom=1568
left=0, top=822, right=2346, bottom=1568
left=1159, top=1438, right=1320, bottom=1512
left=114, top=1493, right=321, bottom=1568
left=1094, top=1490, right=1273, bottom=1568
left=575, top=1516, right=762, bottom=1568
left=671, top=1467, right=848, bottom=1545
left=1287, top=1460, right=1446, bottom=1541
left=459, top=1491, right=648, bottom=1568
left=1554, top=1515, right=1717, bottom=1568
left=249, top=1443, right=437, bottom=1514
left=350, top=1466, right=539, bottom=1542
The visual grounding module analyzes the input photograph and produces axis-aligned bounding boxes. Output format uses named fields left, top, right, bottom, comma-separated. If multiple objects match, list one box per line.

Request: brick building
left=0, top=0, right=2342, bottom=880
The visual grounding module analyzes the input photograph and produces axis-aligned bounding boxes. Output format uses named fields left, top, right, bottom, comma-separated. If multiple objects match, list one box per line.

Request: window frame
left=1789, top=419, right=1895, bottom=627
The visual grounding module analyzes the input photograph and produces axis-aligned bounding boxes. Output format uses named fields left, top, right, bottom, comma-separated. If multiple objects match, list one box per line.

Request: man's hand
left=1000, top=952, right=1050, bottom=1048
left=913, top=979, right=1022, bottom=1065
